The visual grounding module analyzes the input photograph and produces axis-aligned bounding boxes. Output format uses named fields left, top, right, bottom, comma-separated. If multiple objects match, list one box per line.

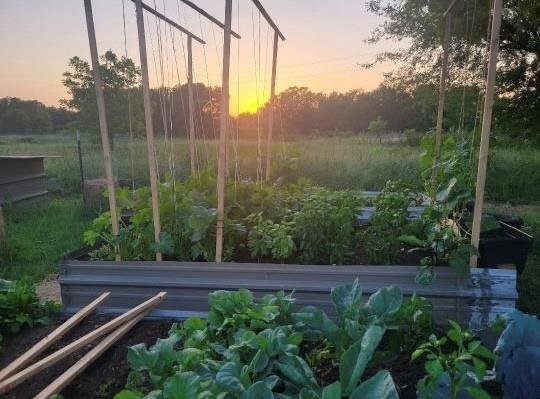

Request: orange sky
left=0, top=0, right=401, bottom=114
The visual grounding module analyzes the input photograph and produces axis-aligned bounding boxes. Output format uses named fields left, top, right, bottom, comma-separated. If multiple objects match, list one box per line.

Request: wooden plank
left=34, top=311, right=148, bottom=399
left=187, top=36, right=197, bottom=175
left=83, top=0, right=121, bottom=261
left=0, top=292, right=166, bottom=395
left=215, top=0, right=233, bottom=262
left=470, top=0, right=503, bottom=267
left=265, top=30, right=279, bottom=182
left=0, top=292, right=110, bottom=382
left=135, top=0, right=163, bottom=261
left=129, top=0, right=206, bottom=44
left=250, top=0, right=286, bottom=40
left=177, top=0, right=241, bottom=39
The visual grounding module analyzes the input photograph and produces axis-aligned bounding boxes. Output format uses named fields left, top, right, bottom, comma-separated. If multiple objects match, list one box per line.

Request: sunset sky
left=0, top=0, right=401, bottom=114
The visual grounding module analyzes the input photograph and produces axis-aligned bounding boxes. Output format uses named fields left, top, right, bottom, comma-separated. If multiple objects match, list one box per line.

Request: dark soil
left=0, top=314, right=173, bottom=399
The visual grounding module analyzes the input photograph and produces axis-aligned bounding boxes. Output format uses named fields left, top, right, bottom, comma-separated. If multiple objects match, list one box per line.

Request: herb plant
left=412, top=320, right=496, bottom=399
left=0, top=279, right=58, bottom=351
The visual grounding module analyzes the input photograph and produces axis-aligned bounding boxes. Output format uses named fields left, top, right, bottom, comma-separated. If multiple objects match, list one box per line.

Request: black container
left=479, top=221, right=533, bottom=274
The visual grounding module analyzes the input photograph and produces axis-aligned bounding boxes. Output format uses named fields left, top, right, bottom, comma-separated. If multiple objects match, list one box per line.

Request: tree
left=61, top=50, right=144, bottom=137
left=0, top=108, right=31, bottom=134
left=365, top=0, right=540, bottom=140
left=368, top=116, right=388, bottom=138
left=0, top=97, right=53, bottom=134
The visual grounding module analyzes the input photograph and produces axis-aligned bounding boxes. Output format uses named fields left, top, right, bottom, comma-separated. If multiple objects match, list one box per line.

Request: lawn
left=0, top=198, right=92, bottom=282
left=1, top=134, right=539, bottom=203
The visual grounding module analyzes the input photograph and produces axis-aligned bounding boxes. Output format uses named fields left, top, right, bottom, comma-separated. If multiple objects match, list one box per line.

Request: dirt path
left=36, top=273, right=61, bottom=303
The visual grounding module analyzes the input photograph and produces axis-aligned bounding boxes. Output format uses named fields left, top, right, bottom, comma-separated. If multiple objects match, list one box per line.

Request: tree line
left=57, top=50, right=533, bottom=142
left=0, top=97, right=76, bottom=135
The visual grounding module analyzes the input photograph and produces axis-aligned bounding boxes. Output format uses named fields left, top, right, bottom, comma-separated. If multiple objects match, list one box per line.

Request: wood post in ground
left=432, top=12, right=452, bottom=182
left=0, top=292, right=111, bottom=381
left=265, top=30, right=279, bottom=182
left=135, top=0, right=163, bottom=261
left=215, top=0, right=233, bottom=262
left=187, top=35, right=197, bottom=174
left=76, top=130, right=85, bottom=206
left=83, top=0, right=120, bottom=261
left=470, top=0, right=503, bottom=267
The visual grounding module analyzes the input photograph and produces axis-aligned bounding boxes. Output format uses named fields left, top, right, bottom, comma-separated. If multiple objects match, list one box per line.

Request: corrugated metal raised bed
left=59, top=250, right=517, bottom=331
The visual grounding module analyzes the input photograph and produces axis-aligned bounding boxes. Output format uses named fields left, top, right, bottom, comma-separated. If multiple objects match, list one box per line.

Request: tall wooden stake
left=470, top=0, right=503, bottom=267
left=187, top=36, right=197, bottom=174
left=76, top=130, right=86, bottom=206
left=135, top=0, right=162, bottom=261
left=265, top=30, right=279, bottom=182
left=215, top=0, right=233, bottom=262
left=432, top=12, right=452, bottom=181
left=83, top=0, right=120, bottom=261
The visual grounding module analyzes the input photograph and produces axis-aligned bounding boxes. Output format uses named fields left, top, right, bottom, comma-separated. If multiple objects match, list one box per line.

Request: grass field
left=0, top=198, right=92, bottom=282
left=1, top=133, right=540, bottom=203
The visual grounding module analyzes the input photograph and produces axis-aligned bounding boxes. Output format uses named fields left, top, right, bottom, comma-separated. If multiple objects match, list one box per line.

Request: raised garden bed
left=59, top=251, right=517, bottom=332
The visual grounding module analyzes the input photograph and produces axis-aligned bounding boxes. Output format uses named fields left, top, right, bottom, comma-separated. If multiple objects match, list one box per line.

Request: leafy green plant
left=363, top=180, right=411, bottom=264
left=400, top=136, right=477, bottom=283
left=293, top=280, right=401, bottom=397
left=0, top=280, right=58, bottom=351
left=115, top=283, right=414, bottom=399
left=292, top=187, right=362, bottom=265
left=246, top=213, right=295, bottom=261
left=412, top=320, right=496, bottom=399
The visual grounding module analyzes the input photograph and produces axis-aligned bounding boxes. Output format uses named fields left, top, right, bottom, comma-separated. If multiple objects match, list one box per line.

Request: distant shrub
left=404, top=128, right=424, bottom=146
left=367, top=116, right=388, bottom=135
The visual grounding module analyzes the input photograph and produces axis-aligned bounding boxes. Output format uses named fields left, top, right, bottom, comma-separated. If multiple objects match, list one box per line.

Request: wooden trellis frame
left=85, top=0, right=499, bottom=273
left=215, top=0, right=285, bottom=261
left=431, top=0, right=504, bottom=268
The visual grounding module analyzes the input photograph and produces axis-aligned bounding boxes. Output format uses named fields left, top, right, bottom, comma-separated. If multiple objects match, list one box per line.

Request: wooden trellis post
left=432, top=12, right=452, bottom=180
left=265, top=30, right=279, bottom=182
left=83, top=0, right=121, bottom=261
left=215, top=0, right=233, bottom=262
left=187, top=36, right=197, bottom=175
left=135, top=0, right=163, bottom=261
left=470, top=0, right=503, bottom=267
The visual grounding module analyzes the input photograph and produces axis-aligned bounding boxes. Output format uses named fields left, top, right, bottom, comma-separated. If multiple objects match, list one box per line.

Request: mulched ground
left=0, top=314, right=173, bottom=399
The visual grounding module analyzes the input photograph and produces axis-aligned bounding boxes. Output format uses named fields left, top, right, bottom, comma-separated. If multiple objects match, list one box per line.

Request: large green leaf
left=113, top=390, right=143, bottom=399
left=436, top=177, right=457, bottom=202
left=216, top=362, right=246, bottom=396
left=162, top=372, right=201, bottom=399
left=276, top=354, right=319, bottom=391
left=321, top=382, right=342, bottom=399
left=331, top=279, right=362, bottom=322
left=127, top=343, right=159, bottom=372
left=340, top=324, right=385, bottom=395
left=293, top=306, right=343, bottom=349
left=366, top=286, right=402, bottom=319
left=349, top=370, right=398, bottom=399
left=244, top=381, right=274, bottom=399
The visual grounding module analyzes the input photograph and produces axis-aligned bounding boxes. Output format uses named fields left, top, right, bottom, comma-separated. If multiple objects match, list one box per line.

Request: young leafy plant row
left=84, top=149, right=476, bottom=281
left=114, top=282, right=497, bottom=399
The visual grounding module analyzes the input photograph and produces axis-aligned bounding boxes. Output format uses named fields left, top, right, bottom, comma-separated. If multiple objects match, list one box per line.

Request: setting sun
left=232, top=92, right=269, bottom=115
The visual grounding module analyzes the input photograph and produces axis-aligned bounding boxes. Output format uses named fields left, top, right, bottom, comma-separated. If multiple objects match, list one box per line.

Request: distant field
left=1, top=133, right=539, bottom=203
